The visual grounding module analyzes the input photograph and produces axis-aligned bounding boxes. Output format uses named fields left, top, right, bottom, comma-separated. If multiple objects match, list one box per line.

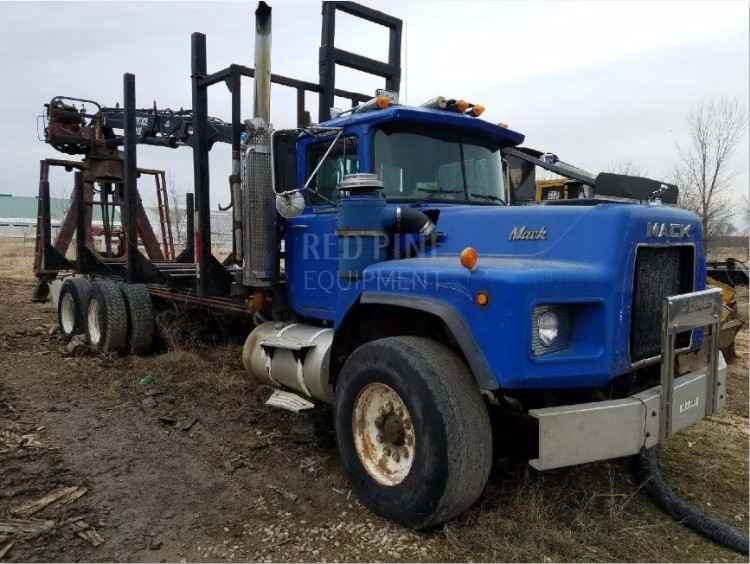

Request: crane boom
left=43, top=96, right=236, bottom=156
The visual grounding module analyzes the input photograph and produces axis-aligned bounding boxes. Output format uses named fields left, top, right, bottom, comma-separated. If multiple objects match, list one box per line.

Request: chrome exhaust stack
left=253, top=1, right=272, bottom=122
left=243, top=1, right=277, bottom=287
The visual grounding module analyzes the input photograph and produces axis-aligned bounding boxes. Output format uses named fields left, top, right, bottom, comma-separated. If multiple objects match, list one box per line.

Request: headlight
left=532, top=305, right=571, bottom=356
left=537, top=311, right=559, bottom=346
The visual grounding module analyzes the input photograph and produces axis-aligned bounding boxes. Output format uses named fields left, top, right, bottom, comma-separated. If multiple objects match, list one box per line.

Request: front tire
left=335, top=336, right=492, bottom=529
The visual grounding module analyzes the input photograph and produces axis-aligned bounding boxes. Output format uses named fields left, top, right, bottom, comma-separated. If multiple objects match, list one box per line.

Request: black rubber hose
left=393, top=207, right=436, bottom=237
left=634, top=447, right=749, bottom=555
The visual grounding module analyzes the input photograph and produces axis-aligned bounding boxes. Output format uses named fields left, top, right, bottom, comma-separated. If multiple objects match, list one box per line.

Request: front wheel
left=335, top=336, right=492, bottom=529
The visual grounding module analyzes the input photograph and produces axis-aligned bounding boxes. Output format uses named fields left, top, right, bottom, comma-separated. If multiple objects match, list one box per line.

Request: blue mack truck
left=45, top=2, right=728, bottom=531
left=244, top=95, right=727, bottom=529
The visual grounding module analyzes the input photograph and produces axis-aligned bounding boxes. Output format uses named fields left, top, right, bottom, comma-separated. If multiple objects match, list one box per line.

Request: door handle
left=292, top=224, right=309, bottom=229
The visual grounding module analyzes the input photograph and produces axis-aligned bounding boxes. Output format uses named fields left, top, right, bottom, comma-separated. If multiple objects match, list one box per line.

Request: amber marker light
left=470, top=104, right=485, bottom=117
left=455, top=99, right=469, bottom=113
left=376, top=96, right=391, bottom=109
left=460, top=247, right=478, bottom=271
left=475, top=291, right=490, bottom=308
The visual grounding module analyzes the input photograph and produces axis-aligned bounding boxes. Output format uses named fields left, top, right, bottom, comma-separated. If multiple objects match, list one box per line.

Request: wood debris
left=68, top=520, right=105, bottom=547
left=180, top=417, right=198, bottom=431
left=11, top=486, right=87, bottom=517
left=267, top=485, right=298, bottom=502
left=0, top=518, right=55, bottom=537
left=0, top=430, right=43, bottom=450
left=0, top=541, right=13, bottom=559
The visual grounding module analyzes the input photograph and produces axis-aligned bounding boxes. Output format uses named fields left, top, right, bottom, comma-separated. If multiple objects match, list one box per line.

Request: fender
left=360, top=292, right=498, bottom=390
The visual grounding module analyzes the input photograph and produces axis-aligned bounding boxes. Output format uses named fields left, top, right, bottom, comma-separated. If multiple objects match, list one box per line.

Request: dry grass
left=0, top=238, right=35, bottom=281
left=126, top=320, right=748, bottom=562
left=132, top=340, right=252, bottom=399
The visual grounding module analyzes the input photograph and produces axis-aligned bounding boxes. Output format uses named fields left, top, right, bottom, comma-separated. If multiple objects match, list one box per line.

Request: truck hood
left=419, top=203, right=703, bottom=260
left=353, top=202, right=707, bottom=390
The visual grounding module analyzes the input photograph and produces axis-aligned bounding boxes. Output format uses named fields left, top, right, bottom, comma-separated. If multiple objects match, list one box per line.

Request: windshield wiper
left=469, top=193, right=505, bottom=204
left=413, top=187, right=463, bottom=205
left=416, top=188, right=464, bottom=194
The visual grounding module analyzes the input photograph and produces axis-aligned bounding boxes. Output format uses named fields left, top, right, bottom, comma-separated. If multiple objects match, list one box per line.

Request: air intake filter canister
left=336, top=174, right=388, bottom=281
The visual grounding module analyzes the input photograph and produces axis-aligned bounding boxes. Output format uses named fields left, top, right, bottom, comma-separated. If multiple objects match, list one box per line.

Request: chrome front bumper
left=529, top=288, right=726, bottom=471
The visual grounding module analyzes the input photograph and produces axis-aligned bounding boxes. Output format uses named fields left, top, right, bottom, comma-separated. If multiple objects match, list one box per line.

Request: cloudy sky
left=1, top=1, right=747, bottom=216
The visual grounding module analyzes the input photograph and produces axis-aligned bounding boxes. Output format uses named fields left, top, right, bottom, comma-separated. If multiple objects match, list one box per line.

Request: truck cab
left=244, top=97, right=726, bottom=529
left=284, top=104, right=521, bottom=319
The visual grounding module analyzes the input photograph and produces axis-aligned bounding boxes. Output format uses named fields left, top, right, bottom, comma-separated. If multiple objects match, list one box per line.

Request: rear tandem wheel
left=86, top=279, right=128, bottom=355
left=57, top=277, right=92, bottom=341
left=119, top=283, right=155, bottom=355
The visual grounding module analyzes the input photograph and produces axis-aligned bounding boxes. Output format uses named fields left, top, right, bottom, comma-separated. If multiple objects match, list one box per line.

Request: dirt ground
left=1, top=258, right=748, bottom=561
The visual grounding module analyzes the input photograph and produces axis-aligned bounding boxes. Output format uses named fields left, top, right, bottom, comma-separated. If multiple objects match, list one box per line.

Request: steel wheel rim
left=352, top=382, right=415, bottom=487
left=60, top=293, right=75, bottom=334
left=88, top=300, right=102, bottom=345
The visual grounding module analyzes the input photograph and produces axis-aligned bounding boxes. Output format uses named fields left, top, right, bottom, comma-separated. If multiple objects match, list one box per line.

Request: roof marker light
left=468, top=104, right=485, bottom=117
left=453, top=99, right=469, bottom=113
left=349, top=95, right=393, bottom=115
left=375, top=95, right=391, bottom=109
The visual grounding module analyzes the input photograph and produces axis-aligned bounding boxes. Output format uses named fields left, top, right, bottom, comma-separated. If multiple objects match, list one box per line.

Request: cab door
left=285, top=136, right=359, bottom=321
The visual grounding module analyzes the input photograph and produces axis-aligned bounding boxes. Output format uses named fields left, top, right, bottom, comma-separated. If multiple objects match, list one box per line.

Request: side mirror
left=272, top=130, right=299, bottom=194
left=276, top=190, right=306, bottom=219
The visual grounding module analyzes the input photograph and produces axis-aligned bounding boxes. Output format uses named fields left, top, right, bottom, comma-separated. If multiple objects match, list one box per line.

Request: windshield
left=373, top=123, right=506, bottom=204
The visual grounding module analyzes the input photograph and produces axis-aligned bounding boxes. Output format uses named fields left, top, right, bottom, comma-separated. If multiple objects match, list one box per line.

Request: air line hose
left=634, top=447, right=749, bottom=555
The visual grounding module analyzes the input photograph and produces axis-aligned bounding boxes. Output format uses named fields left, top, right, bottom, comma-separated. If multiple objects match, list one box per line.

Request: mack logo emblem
left=646, top=222, right=691, bottom=238
left=509, top=226, right=547, bottom=241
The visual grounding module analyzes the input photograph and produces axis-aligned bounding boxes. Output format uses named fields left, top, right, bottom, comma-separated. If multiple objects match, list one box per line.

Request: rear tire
left=335, top=336, right=492, bottom=529
left=120, top=284, right=155, bottom=355
left=86, top=279, right=128, bottom=355
left=57, top=278, right=91, bottom=341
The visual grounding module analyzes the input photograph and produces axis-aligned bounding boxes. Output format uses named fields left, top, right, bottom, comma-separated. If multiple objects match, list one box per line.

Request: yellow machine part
left=535, top=179, right=568, bottom=203
left=707, top=276, right=744, bottom=358
left=707, top=276, right=737, bottom=323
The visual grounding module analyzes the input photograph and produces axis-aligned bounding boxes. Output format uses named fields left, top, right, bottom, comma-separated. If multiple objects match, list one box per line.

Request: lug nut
left=392, top=451, right=400, bottom=462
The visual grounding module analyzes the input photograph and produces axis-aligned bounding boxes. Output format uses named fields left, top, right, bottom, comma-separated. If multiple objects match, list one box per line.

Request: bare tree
left=673, top=97, right=747, bottom=237
left=167, top=171, right=187, bottom=247
left=606, top=159, right=647, bottom=177
left=737, top=193, right=750, bottom=235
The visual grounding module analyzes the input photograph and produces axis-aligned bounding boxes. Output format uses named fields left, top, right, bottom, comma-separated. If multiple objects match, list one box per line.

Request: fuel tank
left=242, top=322, right=334, bottom=403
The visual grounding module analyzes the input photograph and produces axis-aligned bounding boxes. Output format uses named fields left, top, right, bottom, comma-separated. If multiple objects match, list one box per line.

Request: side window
left=306, top=136, right=358, bottom=205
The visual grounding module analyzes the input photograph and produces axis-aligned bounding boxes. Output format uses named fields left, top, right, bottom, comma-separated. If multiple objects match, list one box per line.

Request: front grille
left=630, top=246, right=694, bottom=363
